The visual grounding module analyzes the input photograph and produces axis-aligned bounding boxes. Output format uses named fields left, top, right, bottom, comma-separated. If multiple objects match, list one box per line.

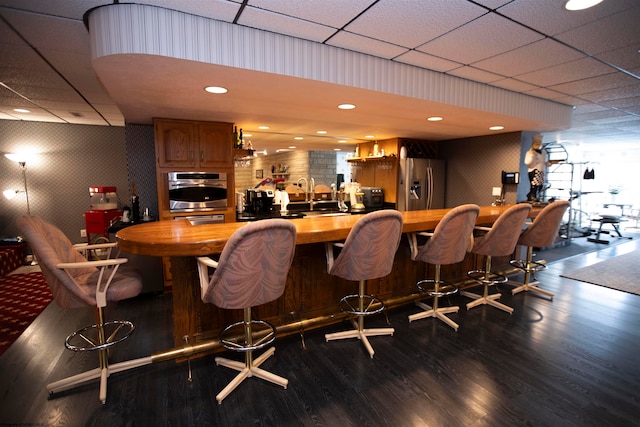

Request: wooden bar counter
left=116, top=205, right=534, bottom=348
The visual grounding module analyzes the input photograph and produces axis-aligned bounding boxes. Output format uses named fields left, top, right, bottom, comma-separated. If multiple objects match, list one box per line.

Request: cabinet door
left=156, top=120, right=196, bottom=167
left=198, top=123, right=233, bottom=168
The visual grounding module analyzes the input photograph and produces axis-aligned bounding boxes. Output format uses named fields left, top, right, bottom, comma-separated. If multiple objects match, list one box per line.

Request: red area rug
left=0, top=272, right=52, bottom=356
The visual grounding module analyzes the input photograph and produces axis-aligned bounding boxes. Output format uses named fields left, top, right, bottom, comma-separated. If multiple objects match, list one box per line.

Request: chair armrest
left=56, top=258, right=129, bottom=308
left=196, top=256, right=220, bottom=298
left=73, top=242, right=118, bottom=260
left=196, top=256, right=219, bottom=269
left=57, top=258, right=128, bottom=269
left=324, top=242, right=344, bottom=273
left=73, top=242, right=118, bottom=251
left=474, top=226, right=492, bottom=232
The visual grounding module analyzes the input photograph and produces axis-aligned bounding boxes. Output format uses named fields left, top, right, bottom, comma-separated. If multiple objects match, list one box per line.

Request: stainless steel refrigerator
left=397, top=158, right=445, bottom=211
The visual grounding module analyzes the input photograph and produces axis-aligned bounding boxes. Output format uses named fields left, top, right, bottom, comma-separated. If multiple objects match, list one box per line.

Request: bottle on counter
left=131, top=181, right=140, bottom=223
left=233, top=126, right=239, bottom=148
left=239, top=128, right=244, bottom=149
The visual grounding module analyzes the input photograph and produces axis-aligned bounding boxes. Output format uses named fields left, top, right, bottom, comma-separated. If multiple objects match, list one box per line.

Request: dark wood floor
left=2, top=236, right=640, bottom=426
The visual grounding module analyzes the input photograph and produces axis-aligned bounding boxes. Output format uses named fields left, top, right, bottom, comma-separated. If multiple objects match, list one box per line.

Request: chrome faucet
left=296, top=177, right=309, bottom=202
left=310, top=177, right=315, bottom=203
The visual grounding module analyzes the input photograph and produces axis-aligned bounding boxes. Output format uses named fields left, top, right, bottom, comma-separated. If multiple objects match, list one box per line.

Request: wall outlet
left=80, top=229, right=87, bottom=238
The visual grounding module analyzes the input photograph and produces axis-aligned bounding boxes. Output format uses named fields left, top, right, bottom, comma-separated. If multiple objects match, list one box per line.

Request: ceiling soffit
left=87, top=3, right=572, bottom=133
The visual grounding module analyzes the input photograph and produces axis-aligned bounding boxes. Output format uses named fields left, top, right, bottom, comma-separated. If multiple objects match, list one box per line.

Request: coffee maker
left=246, top=188, right=274, bottom=214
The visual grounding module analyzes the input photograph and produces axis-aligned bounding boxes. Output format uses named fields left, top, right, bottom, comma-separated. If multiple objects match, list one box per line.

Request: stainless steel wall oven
left=168, top=171, right=227, bottom=212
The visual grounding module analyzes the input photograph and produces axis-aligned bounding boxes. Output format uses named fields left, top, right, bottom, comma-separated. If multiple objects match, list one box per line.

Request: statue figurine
left=524, top=134, right=545, bottom=202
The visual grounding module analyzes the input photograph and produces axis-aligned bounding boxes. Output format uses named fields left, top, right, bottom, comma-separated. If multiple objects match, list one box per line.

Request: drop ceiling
left=0, top=0, right=639, bottom=154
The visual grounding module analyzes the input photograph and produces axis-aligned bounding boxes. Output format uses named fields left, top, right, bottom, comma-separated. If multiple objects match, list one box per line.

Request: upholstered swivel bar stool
left=16, top=215, right=143, bottom=404
left=324, top=210, right=403, bottom=358
left=196, top=219, right=296, bottom=404
left=407, top=204, right=480, bottom=330
left=463, top=204, right=532, bottom=314
left=508, top=200, right=570, bottom=299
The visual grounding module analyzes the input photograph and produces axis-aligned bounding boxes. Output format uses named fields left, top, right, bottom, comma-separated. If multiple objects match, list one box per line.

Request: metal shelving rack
left=541, top=143, right=576, bottom=242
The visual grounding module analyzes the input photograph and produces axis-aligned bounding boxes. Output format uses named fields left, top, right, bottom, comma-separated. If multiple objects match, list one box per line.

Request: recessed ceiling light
left=338, top=139, right=348, bottom=143
left=338, top=104, right=356, bottom=110
left=258, top=125, right=270, bottom=130
left=204, top=86, right=228, bottom=94
left=489, top=126, right=504, bottom=131
left=334, top=148, right=341, bottom=151
left=565, top=0, right=603, bottom=11
left=427, top=116, right=443, bottom=121
left=244, top=133, right=252, bottom=137
left=317, top=130, right=327, bottom=134
left=288, top=146, right=296, bottom=149
left=13, top=108, right=30, bottom=113
left=365, top=135, right=375, bottom=139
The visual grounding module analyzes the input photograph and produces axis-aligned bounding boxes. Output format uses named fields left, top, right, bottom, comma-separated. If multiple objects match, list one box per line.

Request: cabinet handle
left=200, top=151, right=204, bottom=162
left=190, top=151, right=194, bottom=162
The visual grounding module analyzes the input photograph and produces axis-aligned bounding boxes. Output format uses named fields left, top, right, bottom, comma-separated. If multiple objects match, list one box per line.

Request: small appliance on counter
left=246, top=188, right=275, bottom=214
left=361, top=187, right=384, bottom=208
left=85, top=186, right=121, bottom=242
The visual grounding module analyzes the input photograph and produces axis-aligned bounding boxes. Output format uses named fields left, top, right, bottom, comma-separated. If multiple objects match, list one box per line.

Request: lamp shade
left=4, top=153, right=30, bottom=163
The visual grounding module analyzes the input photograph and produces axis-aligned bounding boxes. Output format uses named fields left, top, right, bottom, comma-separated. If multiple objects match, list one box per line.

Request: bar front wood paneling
left=116, top=205, right=537, bottom=348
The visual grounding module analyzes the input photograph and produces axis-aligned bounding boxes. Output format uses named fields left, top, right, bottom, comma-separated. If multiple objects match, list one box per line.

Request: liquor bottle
left=131, top=181, right=140, bottom=223
left=233, top=126, right=239, bottom=148
left=239, top=128, right=244, bottom=149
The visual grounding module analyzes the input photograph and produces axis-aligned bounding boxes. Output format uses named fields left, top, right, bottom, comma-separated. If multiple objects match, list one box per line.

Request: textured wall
left=440, top=132, right=525, bottom=208
left=1, top=121, right=129, bottom=243
left=124, top=124, right=158, bottom=219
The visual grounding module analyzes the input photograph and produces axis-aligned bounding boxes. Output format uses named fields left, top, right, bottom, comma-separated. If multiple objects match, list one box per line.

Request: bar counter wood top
left=116, top=205, right=523, bottom=256
left=116, top=204, right=538, bottom=350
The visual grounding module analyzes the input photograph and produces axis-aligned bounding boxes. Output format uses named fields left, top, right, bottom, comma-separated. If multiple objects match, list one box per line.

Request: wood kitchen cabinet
left=155, top=119, right=233, bottom=169
left=154, top=118, right=236, bottom=290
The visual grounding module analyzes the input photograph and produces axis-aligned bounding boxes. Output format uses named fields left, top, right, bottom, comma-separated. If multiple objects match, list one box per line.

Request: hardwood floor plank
left=2, top=238, right=640, bottom=426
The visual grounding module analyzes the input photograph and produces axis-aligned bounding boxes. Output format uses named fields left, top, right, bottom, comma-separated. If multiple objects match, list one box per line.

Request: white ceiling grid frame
left=341, top=0, right=488, bottom=49
left=88, top=3, right=572, bottom=130
left=417, top=12, right=544, bottom=64
left=244, top=0, right=376, bottom=28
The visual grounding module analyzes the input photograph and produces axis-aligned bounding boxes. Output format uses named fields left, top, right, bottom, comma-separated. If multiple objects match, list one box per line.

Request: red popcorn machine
left=84, top=186, right=121, bottom=243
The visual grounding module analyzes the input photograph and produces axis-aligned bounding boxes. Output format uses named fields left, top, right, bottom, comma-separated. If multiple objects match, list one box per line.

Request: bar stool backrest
left=518, top=200, right=570, bottom=248
left=471, top=204, right=532, bottom=257
left=16, top=215, right=140, bottom=309
left=329, top=210, right=403, bottom=282
left=416, top=204, right=480, bottom=265
left=202, top=219, right=297, bottom=310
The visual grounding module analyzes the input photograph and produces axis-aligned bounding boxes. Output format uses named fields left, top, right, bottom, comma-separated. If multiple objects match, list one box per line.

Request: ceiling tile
left=524, top=87, right=570, bottom=101
left=245, top=0, right=375, bottom=28
left=471, top=38, right=585, bottom=77
left=146, top=0, right=240, bottom=22
left=2, top=9, right=90, bottom=54
left=497, top=0, right=639, bottom=36
left=0, top=0, right=107, bottom=19
left=417, top=13, right=543, bottom=64
left=515, top=57, right=615, bottom=87
left=238, top=5, right=338, bottom=43
left=550, top=73, right=640, bottom=97
left=394, top=50, right=460, bottom=73
left=597, top=43, right=640, bottom=72
left=555, top=6, right=640, bottom=55
left=343, top=0, right=487, bottom=48
left=327, top=31, right=409, bottom=59
left=447, top=66, right=503, bottom=83
left=490, top=78, right=538, bottom=92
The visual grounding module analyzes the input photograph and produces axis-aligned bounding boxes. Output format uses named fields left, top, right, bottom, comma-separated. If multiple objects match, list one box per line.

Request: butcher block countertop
left=116, top=205, right=535, bottom=256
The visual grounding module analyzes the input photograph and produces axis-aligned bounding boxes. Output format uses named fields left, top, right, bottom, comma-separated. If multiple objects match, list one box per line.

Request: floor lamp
left=4, top=153, right=32, bottom=215
left=5, top=153, right=36, bottom=265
